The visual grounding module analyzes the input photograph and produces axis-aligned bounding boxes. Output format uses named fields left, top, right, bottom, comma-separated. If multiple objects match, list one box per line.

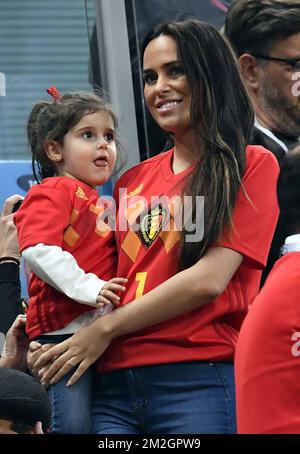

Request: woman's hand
left=35, top=317, right=113, bottom=387
left=27, top=341, right=53, bottom=379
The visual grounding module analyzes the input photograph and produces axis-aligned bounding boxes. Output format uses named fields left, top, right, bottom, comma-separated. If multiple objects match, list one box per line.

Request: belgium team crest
left=138, top=205, right=167, bottom=248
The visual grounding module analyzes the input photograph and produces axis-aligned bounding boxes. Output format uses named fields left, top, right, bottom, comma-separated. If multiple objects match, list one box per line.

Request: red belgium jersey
left=97, top=146, right=279, bottom=374
left=15, top=176, right=117, bottom=339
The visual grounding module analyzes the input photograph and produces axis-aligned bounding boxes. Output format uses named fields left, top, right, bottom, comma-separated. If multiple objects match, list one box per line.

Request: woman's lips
left=156, top=100, right=183, bottom=112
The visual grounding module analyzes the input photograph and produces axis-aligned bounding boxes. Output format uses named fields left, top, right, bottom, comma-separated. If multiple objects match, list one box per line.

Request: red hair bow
left=47, top=86, right=62, bottom=101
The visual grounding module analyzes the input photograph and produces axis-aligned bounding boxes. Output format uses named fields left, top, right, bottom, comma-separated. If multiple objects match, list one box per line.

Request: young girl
left=15, top=89, right=127, bottom=433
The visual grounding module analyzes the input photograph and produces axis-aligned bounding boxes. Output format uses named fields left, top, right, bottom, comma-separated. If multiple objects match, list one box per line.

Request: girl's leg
left=48, top=367, right=93, bottom=434
left=91, top=369, right=141, bottom=435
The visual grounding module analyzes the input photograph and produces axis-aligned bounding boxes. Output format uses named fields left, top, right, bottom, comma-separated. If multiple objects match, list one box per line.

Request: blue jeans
left=91, top=361, right=236, bottom=434
left=48, top=367, right=94, bottom=434
left=36, top=334, right=94, bottom=434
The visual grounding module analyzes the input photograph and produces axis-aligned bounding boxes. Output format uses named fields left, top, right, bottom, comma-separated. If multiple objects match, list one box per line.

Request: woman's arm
left=0, top=195, right=24, bottom=334
left=32, top=246, right=242, bottom=386
left=102, top=246, right=242, bottom=337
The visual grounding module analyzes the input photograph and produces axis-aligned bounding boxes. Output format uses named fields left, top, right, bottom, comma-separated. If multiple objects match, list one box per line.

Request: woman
left=29, top=18, right=279, bottom=434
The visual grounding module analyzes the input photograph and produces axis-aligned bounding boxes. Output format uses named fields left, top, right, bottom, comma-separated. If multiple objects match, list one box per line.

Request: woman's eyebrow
left=143, top=60, right=180, bottom=73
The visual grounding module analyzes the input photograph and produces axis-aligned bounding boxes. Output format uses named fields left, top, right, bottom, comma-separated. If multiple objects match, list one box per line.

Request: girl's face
left=53, top=110, right=117, bottom=188
left=143, top=35, right=192, bottom=139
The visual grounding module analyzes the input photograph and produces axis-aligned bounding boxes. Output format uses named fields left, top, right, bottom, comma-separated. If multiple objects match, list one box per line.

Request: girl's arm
left=32, top=246, right=242, bottom=386
left=22, top=244, right=126, bottom=307
left=23, top=243, right=106, bottom=306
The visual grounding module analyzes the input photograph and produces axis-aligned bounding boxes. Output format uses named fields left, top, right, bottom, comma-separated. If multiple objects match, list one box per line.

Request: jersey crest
left=138, top=204, right=167, bottom=248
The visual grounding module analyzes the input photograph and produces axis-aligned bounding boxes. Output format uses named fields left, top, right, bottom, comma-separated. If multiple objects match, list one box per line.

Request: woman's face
left=143, top=35, right=192, bottom=138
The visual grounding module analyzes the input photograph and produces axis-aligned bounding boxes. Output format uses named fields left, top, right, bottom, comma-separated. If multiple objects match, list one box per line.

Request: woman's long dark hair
left=142, top=18, right=254, bottom=269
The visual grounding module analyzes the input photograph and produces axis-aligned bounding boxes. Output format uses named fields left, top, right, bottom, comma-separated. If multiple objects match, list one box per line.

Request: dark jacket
left=0, top=262, right=23, bottom=334
left=250, top=127, right=299, bottom=286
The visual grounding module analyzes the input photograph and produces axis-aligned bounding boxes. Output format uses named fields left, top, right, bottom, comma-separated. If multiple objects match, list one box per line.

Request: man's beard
left=258, top=74, right=300, bottom=137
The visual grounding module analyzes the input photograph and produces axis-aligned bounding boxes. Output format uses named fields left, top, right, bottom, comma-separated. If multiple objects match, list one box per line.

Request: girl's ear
left=44, top=140, right=63, bottom=163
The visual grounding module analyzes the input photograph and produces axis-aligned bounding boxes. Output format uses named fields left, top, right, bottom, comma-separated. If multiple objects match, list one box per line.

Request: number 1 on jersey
left=135, top=272, right=148, bottom=299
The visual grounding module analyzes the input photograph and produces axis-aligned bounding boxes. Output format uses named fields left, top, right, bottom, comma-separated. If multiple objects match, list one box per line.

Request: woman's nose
left=155, top=75, right=170, bottom=94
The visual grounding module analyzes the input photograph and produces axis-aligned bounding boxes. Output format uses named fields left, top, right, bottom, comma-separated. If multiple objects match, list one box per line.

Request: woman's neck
left=172, top=135, right=201, bottom=174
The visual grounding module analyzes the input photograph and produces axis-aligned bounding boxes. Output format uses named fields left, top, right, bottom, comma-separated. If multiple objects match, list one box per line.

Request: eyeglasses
left=252, top=54, right=300, bottom=70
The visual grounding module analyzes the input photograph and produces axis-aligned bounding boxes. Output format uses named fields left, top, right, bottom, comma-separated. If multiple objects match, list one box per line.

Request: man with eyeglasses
left=225, top=0, right=300, bottom=285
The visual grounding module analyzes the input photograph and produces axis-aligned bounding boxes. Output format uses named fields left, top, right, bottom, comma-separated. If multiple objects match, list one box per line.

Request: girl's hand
left=96, top=277, right=127, bottom=308
left=35, top=318, right=113, bottom=387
